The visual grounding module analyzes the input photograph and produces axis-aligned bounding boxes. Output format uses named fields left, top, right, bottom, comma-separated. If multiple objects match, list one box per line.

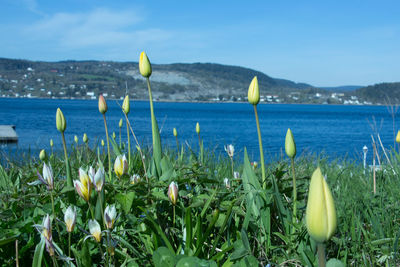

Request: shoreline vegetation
left=1, top=52, right=399, bottom=266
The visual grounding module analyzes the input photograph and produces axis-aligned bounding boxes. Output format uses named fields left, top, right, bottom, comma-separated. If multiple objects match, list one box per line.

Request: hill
left=354, top=82, right=400, bottom=104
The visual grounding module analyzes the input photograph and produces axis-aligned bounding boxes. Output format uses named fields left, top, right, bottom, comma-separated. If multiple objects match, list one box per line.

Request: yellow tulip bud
left=196, top=122, right=200, bottom=134
left=39, top=149, right=47, bottom=161
left=83, top=133, right=88, bottom=143
left=101, top=139, right=105, bottom=147
left=56, top=108, right=66, bottom=133
left=50, top=139, right=54, bottom=147
left=139, top=51, right=152, bottom=78
left=119, top=118, right=123, bottom=128
left=396, top=130, right=400, bottom=143
left=285, top=128, right=296, bottom=159
left=112, top=132, right=116, bottom=140
left=247, top=76, right=260, bottom=105
left=306, top=168, right=337, bottom=243
left=98, top=94, right=107, bottom=114
left=173, top=128, right=178, bottom=137
left=74, top=135, right=78, bottom=144
left=168, top=181, right=179, bottom=205
left=122, top=95, right=130, bottom=114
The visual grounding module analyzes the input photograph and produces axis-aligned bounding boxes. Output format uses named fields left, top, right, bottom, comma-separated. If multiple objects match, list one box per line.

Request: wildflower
left=122, top=95, right=130, bottom=114
left=173, top=128, right=178, bottom=137
left=37, top=162, right=54, bottom=190
left=101, top=139, right=105, bottom=147
left=41, top=214, right=54, bottom=256
left=223, top=178, right=230, bottom=189
left=114, top=154, right=128, bottom=178
left=224, top=144, right=234, bottom=158
left=56, top=108, right=66, bottom=133
left=50, top=139, right=54, bottom=148
left=130, top=174, right=140, bottom=184
left=104, top=205, right=117, bottom=229
left=306, top=167, right=337, bottom=243
left=285, top=128, right=296, bottom=159
left=39, top=149, right=47, bottom=161
left=252, top=161, right=258, bottom=169
left=74, top=168, right=91, bottom=202
left=64, top=206, right=76, bottom=233
left=112, top=132, right=116, bottom=140
left=233, top=171, right=240, bottom=179
left=139, top=51, right=152, bottom=78
left=98, top=94, right=107, bottom=114
left=119, top=118, right=123, bottom=128
left=90, top=166, right=105, bottom=192
left=83, top=133, right=88, bottom=143
left=74, top=135, right=78, bottom=144
left=247, top=76, right=260, bottom=105
left=168, top=181, right=179, bottom=205
left=196, top=122, right=200, bottom=134
left=88, top=220, right=102, bottom=242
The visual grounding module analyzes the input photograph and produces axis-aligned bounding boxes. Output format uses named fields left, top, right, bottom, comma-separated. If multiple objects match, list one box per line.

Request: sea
left=0, top=98, right=397, bottom=163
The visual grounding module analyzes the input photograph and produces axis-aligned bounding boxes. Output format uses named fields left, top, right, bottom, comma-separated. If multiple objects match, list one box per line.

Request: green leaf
left=176, top=256, right=217, bottom=267
left=240, top=229, right=250, bottom=251
left=238, top=255, right=259, bottom=266
left=153, top=247, right=176, bottom=267
left=80, top=240, right=92, bottom=267
left=326, top=259, right=345, bottom=267
left=32, top=237, right=45, bottom=267
left=116, top=192, right=136, bottom=214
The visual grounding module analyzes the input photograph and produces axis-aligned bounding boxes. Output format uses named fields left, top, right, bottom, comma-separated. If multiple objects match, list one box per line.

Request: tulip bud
left=104, top=205, right=117, bottom=229
left=39, top=162, right=54, bottom=190
left=285, top=128, right=296, bottom=159
left=139, top=51, right=152, bottom=78
left=247, top=76, right=260, bottom=105
left=396, top=130, right=400, bottom=143
left=223, top=178, right=230, bottom=189
left=252, top=161, right=258, bottom=169
left=112, top=132, right=116, bottom=140
left=50, top=139, right=54, bottom=147
left=234, top=171, right=240, bottom=179
left=119, top=118, right=123, bottom=128
left=83, top=133, right=88, bottom=143
left=93, top=167, right=105, bottom=192
left=196, top=122, right=200, bottom=134
left=64, top=206, right=76, bottom=233
left=74, top=168, right=91, bottom=202
left=224, top=144, right=234, bottom=158
left=168, top=181, right=179, bottom=205
left=114, top=154, right=128, bottom=178
left=101, top=139, right=105, bottom=147
left=306, top=168, right=337, bottom=243
left=56, top=108, right=66, bottom=133
left=98, top=94, right=107, bottom=114
left=173, top=128, right=178, bottom=137
left=39, top=149, right=47, bottom=161
left=130, top=174, right=140, bottom=184
left=122, top=95, right=130, bottom=114
left=74, top=135, right=78, bottom=144
left=88, top=219, right=101, bottom=242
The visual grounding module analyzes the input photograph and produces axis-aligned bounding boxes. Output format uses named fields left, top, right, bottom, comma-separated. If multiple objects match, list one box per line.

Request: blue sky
left=1, top=0, right=399, bottom=86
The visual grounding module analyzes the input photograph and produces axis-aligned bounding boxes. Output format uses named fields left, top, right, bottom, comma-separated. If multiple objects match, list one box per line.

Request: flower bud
left=93, top=167, right=105, bottom=192
left=50, top=139, right=54, bottom=147
left=104, top=205, right=117, bottom=229
left=122, top=95, right=130, bottom=114
left=101, top=139, right=105, bottom=147
left=247, top=76, right=260, bottom=105
left=168, top=181, right=179, bottom=205
left=139, top=51, right=152, bottom=78
left=119, top=118, right=123, bottom=128
left=88, top=219, right=101, bottom=242
left=224, top=144, right=234, bottom=158
left=74, top=135, right=78, bottom=144
left=98, top=94, right=107, bottom=114
left=396, top=130, right=400, bottom=143
left=74, top=168, right=91, bottom=202
left=39, top=149, right=47, bottom=161
left=42, top=214, right=52, bottom=241
left=114, top=154, right=128, bottom=178
left=39, top=162, right=54, bottom=190
left=64, top=206, right=76, bottom=233
left=196, top=122, right=200, bottom=134
left=130, top=174, right=140, bottom=184
left=83, top=133, right=88, bottom=143
left=285, top=128, right=296, bottom=159
left=306, top=167, right=337, bottom=243
left=56, top=108, right=66, bottom=133
left=173, top=128, right=178, bottom=137
left=223, top=178, right=230, bottom=189
left=112, top=132, right=116, bottom=140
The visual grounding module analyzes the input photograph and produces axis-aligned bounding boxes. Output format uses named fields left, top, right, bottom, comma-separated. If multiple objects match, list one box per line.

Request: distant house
left=86, top=92, right=95, bottom=97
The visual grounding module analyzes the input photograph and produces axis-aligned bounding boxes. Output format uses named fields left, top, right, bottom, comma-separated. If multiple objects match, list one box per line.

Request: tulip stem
left=317, top=243, right=326, bottom=267
left=175, top=136, right=179, bottom=152
left=88, top=202, right=95, bottom=220
left=102, top=114, right=112, bottom=182
left=230, top=157, right=234, bottom=178
left=253, top=105, right=266, bottom=188
left=61, top=132, right=73, bottom=202
left=119, top=126, right=122, bottom=149
left=173, top=205, right=176, bottom=227
left=50, top=192, right=61, bottom=242
left=291, top=157, right=297, bottom=222
left=52, top=255, right=59, bottom=267
left=68, top=232, right=71, bottom=260
left=98, top=192, right=106, bottom=229
left=126, top=117, right=131, bottom=170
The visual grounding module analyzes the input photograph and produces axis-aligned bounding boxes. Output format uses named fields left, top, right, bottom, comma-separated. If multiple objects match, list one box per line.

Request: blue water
left=0, top=98, right=396, bottom=162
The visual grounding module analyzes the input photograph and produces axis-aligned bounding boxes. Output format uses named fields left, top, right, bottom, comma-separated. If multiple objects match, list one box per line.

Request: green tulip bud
left=39, top=149, right=47, bottom=161
left=101, top=139, right=105, bottom=147
left=247, top=76, right=260, bottom=105
left=83, top=133, right=88, bottom=143
left=50, top=139, right=54, bottom=147
left=285, top=128, right=296, bottom=159
left=112, top=132, right=116, bottom=140
left=122, top=95, right=130, bottom=115
left=98, top=94, right=107, bottom=114
left=74, top=135, right=78, bottom=144
left=196, top=122, right=200, bottom=134
left=119, top=118, right=123, bottom=128
left=306, top=168, right=337, bottom=243
left=56, top=108, right=66, bottom=133
left=139, top=51, right=152, bottom=78
left=173, top=128, right=178, bottom=137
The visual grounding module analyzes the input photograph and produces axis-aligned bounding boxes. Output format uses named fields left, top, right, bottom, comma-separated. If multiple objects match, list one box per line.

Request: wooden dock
left=0, top=125, right=18, bottom=143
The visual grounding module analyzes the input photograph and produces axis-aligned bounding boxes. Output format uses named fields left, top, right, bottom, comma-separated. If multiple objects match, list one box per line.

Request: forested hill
left=355, top=83, right=400, bottom=104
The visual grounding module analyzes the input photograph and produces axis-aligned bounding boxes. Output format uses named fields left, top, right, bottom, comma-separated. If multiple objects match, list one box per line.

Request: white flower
left=224, top=144, right=235, bottom=158
left=104, top=205, right=117, bottom=229
left=88, top=219, right=101, bottom=242
left=37, top=163, right=54, bottom=190
left=168, top=182, right=179, bottom=205
left=64, top=206, right=76, bottom=233
left=223, top=178, right=230, bottom=189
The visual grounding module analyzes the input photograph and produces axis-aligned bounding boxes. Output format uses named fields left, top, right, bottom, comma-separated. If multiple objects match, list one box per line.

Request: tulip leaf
left=176, top=256, right=217, bottom=267
left=153, top=247, right=176, bottom=267
left=32, top=237, right=45, bottom=267
left=326, top=259, right=345, bottom=267
left=116, top=192, right=136, bottom=214
left=238, top=255, right=259, bottom=266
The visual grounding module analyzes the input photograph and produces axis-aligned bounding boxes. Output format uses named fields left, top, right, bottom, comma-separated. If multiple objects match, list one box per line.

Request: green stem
left=317, top=243, right=326, bottom=267
left=68, top=232, right=71, bottom=261
left=61, top=132, right=73, bottom=201
left=103, top=114, right=112, bottom=182
left=173, top=205, right=176, bottom=227
left=98, top=192, right=105, bottom=228
left=175, top=136, right=179, bottom=152
left=119, top=127, right=122, bottom=149
left=52, top=255, right=59, bottom=267
left=291, top=157, right=297, bottom=222
left=230, top=157, right=234, bottom=178
left=98, top=242, right=104, bottom=264
left=88, top=202, right=95, bottom=220
left=126, top=117, right=131, bottom=169
left=253, top=105, right=266, bottom=188
left=50, top=192, right=61, bottom=242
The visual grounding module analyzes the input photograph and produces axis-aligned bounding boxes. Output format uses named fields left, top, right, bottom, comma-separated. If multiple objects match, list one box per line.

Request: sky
left=0, top=0, right=399, bottom=87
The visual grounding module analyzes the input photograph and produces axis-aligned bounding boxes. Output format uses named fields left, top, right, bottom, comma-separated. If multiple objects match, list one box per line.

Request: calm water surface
left=0, top=98, right=396, bottom=162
